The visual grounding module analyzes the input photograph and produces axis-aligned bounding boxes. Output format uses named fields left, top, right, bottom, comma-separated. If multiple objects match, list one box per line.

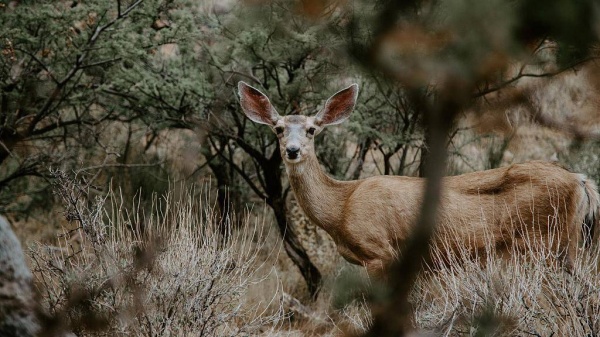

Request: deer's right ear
left=238, top=81, right=280, bottom=125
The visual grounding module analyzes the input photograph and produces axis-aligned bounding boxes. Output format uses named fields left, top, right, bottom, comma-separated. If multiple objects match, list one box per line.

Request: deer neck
left=286, top=152, right=356, bottom=234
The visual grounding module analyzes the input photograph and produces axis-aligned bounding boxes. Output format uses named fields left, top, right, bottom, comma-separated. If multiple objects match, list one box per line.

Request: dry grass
left=281, top=204, right=600, bottom=336
left=413, top=249, right=600, bottom=335
left=24, top=171, right=600, bottom=336
left=30, top=185, right=287, bottom=336
left=413, top=215, right=600, bottom=336
left=23, top=189, right=600, bottom=336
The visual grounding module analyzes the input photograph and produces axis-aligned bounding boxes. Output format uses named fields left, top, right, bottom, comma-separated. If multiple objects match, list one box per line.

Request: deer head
left=238, top=81, right=359, bottom=164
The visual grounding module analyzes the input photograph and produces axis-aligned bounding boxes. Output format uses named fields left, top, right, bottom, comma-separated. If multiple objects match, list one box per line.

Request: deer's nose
left=286, top=146, right=300, bottom=159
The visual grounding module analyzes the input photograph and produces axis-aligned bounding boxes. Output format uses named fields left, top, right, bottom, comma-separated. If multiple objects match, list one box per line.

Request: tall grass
left=28, top=175, right=600, bottom=336
left=312, top=211, right=600, bottom=336
left=30, top=186, right=286, bottom=336
left=413, top=217, right=600, bottom=336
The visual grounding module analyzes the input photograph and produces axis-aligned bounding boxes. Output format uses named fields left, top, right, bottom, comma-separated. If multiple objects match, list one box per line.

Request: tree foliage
left=0, top=0, right=152, bottom=211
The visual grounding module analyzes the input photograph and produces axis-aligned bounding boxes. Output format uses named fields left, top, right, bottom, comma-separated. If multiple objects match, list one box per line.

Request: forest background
left=1, top=0, right=600, bottom=336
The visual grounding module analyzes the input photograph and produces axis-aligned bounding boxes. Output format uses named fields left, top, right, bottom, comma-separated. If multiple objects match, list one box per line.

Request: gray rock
left=0, top=215, right=40, bottom=337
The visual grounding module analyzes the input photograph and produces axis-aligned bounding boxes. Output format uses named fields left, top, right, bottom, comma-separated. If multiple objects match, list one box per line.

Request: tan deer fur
left=238, top=81, right=600, bottom=275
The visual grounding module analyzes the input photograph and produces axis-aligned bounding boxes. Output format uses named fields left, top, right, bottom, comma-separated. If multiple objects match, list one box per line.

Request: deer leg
left=365, top=259, right=387, bottom=280
left=559, top=212, right=582, bottom=273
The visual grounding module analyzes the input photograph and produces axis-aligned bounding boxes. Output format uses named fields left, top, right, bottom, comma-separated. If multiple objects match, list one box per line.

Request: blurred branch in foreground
left=283, top=0, right=600, bottom=335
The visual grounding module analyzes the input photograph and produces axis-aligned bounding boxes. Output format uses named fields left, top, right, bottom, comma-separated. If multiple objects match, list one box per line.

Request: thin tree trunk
left=200, top=137, right=236, bottom=242
left=351, top=138, right=372, bottom=180
left=396, top=145, right=408, bottom=176
left=210, top=157, right=236, bottom=241
left=271, top=197, right=322, bottom=299
left=0, top=134, right=21, bottom=168
left=418, top=124, right=431, bottom=178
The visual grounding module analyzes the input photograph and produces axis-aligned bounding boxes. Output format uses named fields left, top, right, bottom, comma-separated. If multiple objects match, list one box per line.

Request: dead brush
left=31, top=173, right=286, bottom=336
left=319, top=200, right=600, bottom=336
left=413, top=208, right=600, bottom=336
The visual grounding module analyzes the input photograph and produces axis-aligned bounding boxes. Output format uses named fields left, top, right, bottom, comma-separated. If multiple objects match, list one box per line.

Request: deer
left=237, top=81, right=600, bottom=276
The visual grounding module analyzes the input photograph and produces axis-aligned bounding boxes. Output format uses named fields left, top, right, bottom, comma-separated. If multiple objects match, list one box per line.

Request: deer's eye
left=307, top=127, right=316, bottom=136
left=275, top=126, right=284, bottom=135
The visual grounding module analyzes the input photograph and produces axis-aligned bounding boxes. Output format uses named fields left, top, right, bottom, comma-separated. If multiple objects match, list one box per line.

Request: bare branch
left=474, top=56, right=600, bottom=98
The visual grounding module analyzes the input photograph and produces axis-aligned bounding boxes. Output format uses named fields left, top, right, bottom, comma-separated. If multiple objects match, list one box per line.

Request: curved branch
left=473, top=56, right=600, bottom=98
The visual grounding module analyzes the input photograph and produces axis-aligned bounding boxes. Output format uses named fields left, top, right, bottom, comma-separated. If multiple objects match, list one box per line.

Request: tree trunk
left=200, top=136, right=240, bottom=242
left=209, top=157, right=235, bottom=241
left=271, top=197, right=322, bottom=299
left=418, top=124, right=431, bottom=178
left=351, top=138, right=371, bottom=180
left=0, top=133, right=21, bottom=168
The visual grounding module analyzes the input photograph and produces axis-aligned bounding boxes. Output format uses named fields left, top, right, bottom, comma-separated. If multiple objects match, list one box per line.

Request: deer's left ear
left=315, top=84, right=358, bottom=126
